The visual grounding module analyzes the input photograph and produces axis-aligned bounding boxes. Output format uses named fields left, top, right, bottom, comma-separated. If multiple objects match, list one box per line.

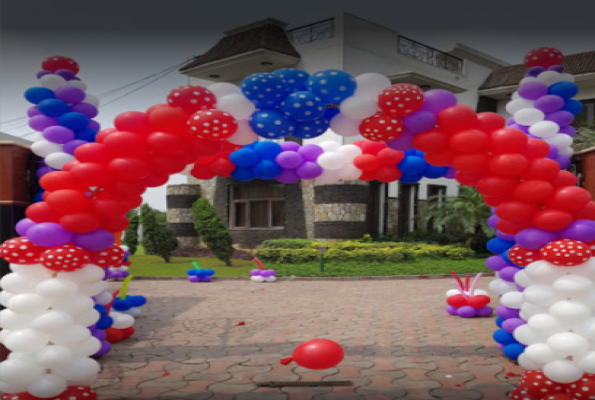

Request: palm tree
left=572, top=126, right=595, bottom=152
left=424, top=186, right=493, bottom=248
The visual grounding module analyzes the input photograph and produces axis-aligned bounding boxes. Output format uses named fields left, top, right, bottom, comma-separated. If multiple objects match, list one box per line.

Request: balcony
left=398, top=36, right=463, bottom=75
left=287, top=18, right=335, bottom=46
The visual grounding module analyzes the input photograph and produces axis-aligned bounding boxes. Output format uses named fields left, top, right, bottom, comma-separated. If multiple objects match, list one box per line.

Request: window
left=230, top=185, right=286, bottom=229
left=573, top=99, right=595, bottom=129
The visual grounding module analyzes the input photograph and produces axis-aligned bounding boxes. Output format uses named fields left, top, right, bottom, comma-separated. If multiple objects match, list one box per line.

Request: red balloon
left=378, top=84, right=424, bottom=116
left=144, top=172, right=170, bottom=188
left=104, top=131, right=148, bottom=158
left=357, top=141, right=387, bottom=156
left=544, top=186, right=591, bottom=211
left=476, top=176, right=519, bottom=197
left=89, top=245, right=125, bottom=268
left=146, top=103, right=169, bottom=115
left=488, top=154, right=528, bottom=177
left=571, top=201, right=595, bottom=220
left=75, top=143, right=109, bottom=164
left=424, top=149, right=455, bottom=166
left=374, top=166, right=402, bottom=182
left=92, top=196, right=130, bottom=219
left=190, top=164, right=216, bottom=180
left=524, top=47, right=564, bottom=69
left=508, top=245, right=542, bottom=266
left=282, top=339, right=344, bottom=370
left=496, top=219, right=532, bottom=235
left=533, top=209, right=573, bottom=231
left=167, top=85, right=216, bottom=114
left=219, top=141, right=243, bottom=153
left=59, top=386, right=98, bottom=400
left=148, top=106, right=189, bottom=134
left=46, top=189, right=92, bottom=214
left=376, top=148, right=405, bottom=166
left=62, top=160, right=79, bottom=172
left=187, top=137, right=224, bottom=159
left=467, top=295, right=491, bottom=309
left=412, top=129, right=449, bottom=153
left=95, top=128, right=117, bottom=143
left=523, top=138, right=550, bottom=159
left=41, top=55, right=79, bottom=74
left=108, top=158, right=152, bottom=181
left=489, top=128, right=527, bottom=154
left=566, top=374, right=595, bottom=399
left=146, top=132, right=187, bottom=155
left=541, top=240, right=592, bottom=267
left=455, top=171, right=486, bottom=187
left=447, top=294, right=468, bottom=307
left=149, top=155, right=186, bottom=175
left=475, top=112, right=506, bottom=134
left=121, top=326, right=135, bottom=339
left=496, top=201, right=540, bottom=222
left=358, top=170, right=376, bottom=181
left=40, top=244, right=90, bottom=272
left=60, top=212, right=101, bottom=233
left=551, top=170, right=579, bottom=187
left=520, top=158, right=560, bottom=181
left=121, top=195, right=143, bottom=209
left=104, top=180, right=146, bottom=196
left=514, top=180, right=554, bottom=203
left=359, top=112, right=405, bottom=142
left=451, top=153, right=489, bottom=174
left=436, top=105, right=477, bottom=134
left=70, top=163, right=111, bottom=187
left=354, top=154, right=380, bottom=171
left=188, top=109, right=238, bottom=141
left=26, top=202, right=61, bottom=223
left=100, top=216, right=130, bottom=233
left=39, top=171, right=88, bottom=192
left=0, top=237, right=45, bottom=265
left=210, top=157, right=236, bottom=176
left=105, top=328, right=124, bottom=343
left=114, top=111, right=152, bottom=135
left=449, top=129, right=489, bottom=153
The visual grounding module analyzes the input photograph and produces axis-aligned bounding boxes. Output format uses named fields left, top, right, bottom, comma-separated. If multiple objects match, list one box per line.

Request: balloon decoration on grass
left=445, top=272, right=493, bottom=318
left=250, top=258, right=276, bottom=283
left=187, top=262, right=215, bottom=283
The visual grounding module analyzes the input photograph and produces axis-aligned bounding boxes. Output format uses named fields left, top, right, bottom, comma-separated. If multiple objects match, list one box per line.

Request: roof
left=179, top=19, right=300, bottom=72
left=480, top=50, right=595, bottom=90
left=0, top=132, right=32, bottom=147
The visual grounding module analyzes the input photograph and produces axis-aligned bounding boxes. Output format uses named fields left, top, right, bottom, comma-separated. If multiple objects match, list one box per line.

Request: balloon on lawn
left=187, top=261, right=215, bottom=283
left=250, top=258, right=276, bottom=283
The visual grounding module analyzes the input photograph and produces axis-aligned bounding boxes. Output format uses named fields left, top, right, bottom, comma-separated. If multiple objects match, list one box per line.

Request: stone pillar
left=166, top=184, right=201, bottom=248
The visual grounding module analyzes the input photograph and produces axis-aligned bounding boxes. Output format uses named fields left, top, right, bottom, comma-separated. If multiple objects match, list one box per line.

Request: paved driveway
left=95, top=278, right=522, bottom=400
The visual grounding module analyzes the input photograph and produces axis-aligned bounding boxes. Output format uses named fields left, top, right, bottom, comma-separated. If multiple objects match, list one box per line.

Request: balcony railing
left=398, top=36, right=463, bottom=75
left=287, top=18, right=335, bottom=46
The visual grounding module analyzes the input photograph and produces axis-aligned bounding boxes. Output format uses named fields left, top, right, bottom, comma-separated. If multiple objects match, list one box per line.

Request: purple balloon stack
left=275, top=142, right=325, bottom=183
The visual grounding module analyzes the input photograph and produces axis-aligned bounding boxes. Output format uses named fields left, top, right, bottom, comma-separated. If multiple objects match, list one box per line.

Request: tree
left=571, top=126, right=595, bottom=151
left=192, top=198, right=234, bottom=266
left=424, top=186, right=493, bottom=248
left=124, top=210, right=140, bottom=255
left=140, top=204, right=178, bottom=263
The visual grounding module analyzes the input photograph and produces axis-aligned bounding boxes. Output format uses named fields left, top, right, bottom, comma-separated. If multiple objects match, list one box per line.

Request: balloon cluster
left=445, top=272, right=492, bottom=318
left=250, top=258, right=276, bottom=283
left=187, top=262, right=215, bottom=283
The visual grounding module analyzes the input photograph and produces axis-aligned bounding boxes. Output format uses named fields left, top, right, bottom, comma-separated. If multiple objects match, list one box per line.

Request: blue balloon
left=487, top=238, right=516, bottom=255
left=231, top=167, right=256, bottom=181
left=399, top=173, right=423, bottom=184
left=254, top=141, right=283, bottom=161
left=495, top=317, right=505, bottom=328
left=548, top=81, right=579, bottom=100
left=34, top=193, right=45, bottom=202
left=24, top=87, right=55, bottom=104
left=204, top=269, right=215, bottom=276
left=94, top=304, right=108, bottom=316
left=128, top=295, right=147, bottom=307
left=503, top=343, right=525, bottom=360
left=306, top=70, right=356, bottom=104
left=493, top=329, right=517, bottom=346
left=279, top=91, right=326, bottom=122
left=38, top=99, right=70, bottom=117
left=252, top=160, right=281, bottom=180
left=196, top=269, right=208, bottom=278
left=250, top=109, right=295, bottom=139
left=230, top=148, right=259, bottom=168
left=324, top=108, right=340, bottom=121
left=272, top=68, right=310, bottom=92
left=398, top=156, right=427, bottom=174
left=74, top=128, right=97, bottom=142
left=414, top=150, right=424, bottom=157
left=187, top=269, right=198, bottom=276
left=293, top=117, right=329, bottom=139
left=59, top=112, right=90, bottom=131
left=423, top=165, right=448, bottom=179
left=112, top=300, right=132, bottom=311
left=241, top=73, right=289, bottom=108
left=562, top=99, right=583, bottom=115
left=96, top=315, right=113, bottom=330
left=404, top=149, right=417, bottom=156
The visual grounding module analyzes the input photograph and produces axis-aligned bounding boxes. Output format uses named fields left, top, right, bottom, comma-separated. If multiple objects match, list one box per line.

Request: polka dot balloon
left=279, top=91, right=326, bottom=122
left=0, top=237, right=45, bottom=264
left=249, top=109, right=296, bottom=139
left=540, top=239, right=592, bottom=266
left=272, top=68, right=310, bottom=92
left=359, top=112, right=405, bottom=142
left=167, top=85, right=215, bottom=114
left=41, top=55, right=80, bottom=74
left=306, top=69, right=356, bottom=104
left=188, top=109, right=238, bottom=141
left=241, top=73, right=289, bottom=108
left=89, top=244, right=125, bottom=269
left=524, top=47, right=564, bottom=69
left=40, top=244, right=91, bottom=272
left=293, top=117, right=330, bottom=139
left=378, top=84, right=425, bottom=117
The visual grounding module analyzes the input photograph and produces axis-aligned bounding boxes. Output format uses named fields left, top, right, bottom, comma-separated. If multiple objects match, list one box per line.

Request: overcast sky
left=2, top=0, right=594, bottom=210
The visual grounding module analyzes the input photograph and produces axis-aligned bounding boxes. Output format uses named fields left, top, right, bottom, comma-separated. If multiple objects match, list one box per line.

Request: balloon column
left=250, top=257, right=277, bottom=283
left=187, top=262, right=215, bottom=283
left=446, top=272, right=493, bottom=318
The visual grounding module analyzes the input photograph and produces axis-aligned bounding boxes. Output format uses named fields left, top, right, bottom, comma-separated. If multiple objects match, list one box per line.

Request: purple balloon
left=276, top=151, right=303, bottom=169
left=268, top=269, right=276, bottom=276
left=297, top=144, right=324, bottom=162
left=534, top=95, right=565, bottom=113
left=87, top=120, right=101, bottom=131
left=94, top=329, right=107, bottom=341
left=276, top=169, right=300, bottom=183
left=476, top=306, right=493, bottom=317
left=485, top=255, right=508, bottom=272
left=496, top=231, right=516, bottom=241
left=403, top=111, right=436, bottom=134
left=444, top=166, right=456, bottom=179
left=518, top=81, right=548, bottom=100
left=558, top=220, right=595, bottom=242
left=502, top=318, right=526, bottom=334
left=559, top=125, right=576, bottom=137
left=417, top=89, right=457, bottom=115
left=517, top=285, right=525, bottom=292
left=498, top=343, right=506, bottom=351
left=200, top=276, right=212, bottom=282
left=37, top=71, right=52, bottom=79
left=124, top=251, right=131, bottom=257
left=296, top=161, right=323, bottom=180
left=508, top=124, right=530, bottom=134
left=110, top=271, right=124, bottom=279
left=27, top=223, right=74, bottom=247
left=545, top=110, right=574, bottom=127
left=29, top=115, right=58, bottom=131
left=547, top=144, right=559, bottom=159
left=94, top=340, right=112, bottom=357
left=188, top=275, right=200, bottom=283
left=496, top=305, right=520, bottom=319
left=457, top=306, right=477, bottom=318
left=488, top=215, right=499, bottom=229
left=36, top=166, right=55, bottom=178
left=507, top=116, right=516, bottom=126
left=16, top=218, right=36, bottom=236
left=548, top=65, right=564, bottom=73
left=526, top=66, right=546, bottom=77
left=260, top=269, right=272, bottom=278
left=63, top=139, right=88, bottom=155
left=54, top=86, right=85, bottom=104
left=43, top=126, right=75, bottom=144
left=499, top=266, right=521, bottom=282
left=446, top=305, right=458, bottom=315
left=386, top=130, right=415, bottom=151
left=70, top=103, right=98, bottom=119
left=280, top=141, right=301, bottom=152
left=555, top=155, right=571, bottom=170
left=72, top=229, right=115, bottom=251
left=515, top=228, right=558, bottom=250
left=55, top=69, right=76, bottom=80
left=250, top=269, right=262, bottom=277
left=28, top=106, right=42, bottom=117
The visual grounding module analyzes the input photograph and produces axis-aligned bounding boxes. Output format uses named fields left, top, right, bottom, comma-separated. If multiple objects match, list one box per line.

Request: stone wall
left=166, top=184, right=201, bottom=248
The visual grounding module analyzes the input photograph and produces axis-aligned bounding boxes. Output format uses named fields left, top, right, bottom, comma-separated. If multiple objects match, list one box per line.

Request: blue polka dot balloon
left=241, top=73, right=289, bottom=108
left=293, top=117, right=329, bottom=139
left=272, top=68, right=310, bottom=92
left=306, top=69, right=356, bottom=104
left=250, top=109, right=295, bottom=139
left=280, top=91, right=326, bottom=122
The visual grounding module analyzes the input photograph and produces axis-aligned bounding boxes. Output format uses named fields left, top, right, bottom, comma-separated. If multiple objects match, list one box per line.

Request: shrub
left=124, top=210, right=140, bottom=255
left=261, top=239, right=315, bottom=249
left=372, top=231, right=493, bottom=254
left=140, top=204, right=178, bottom=263
left=193, top=198, right=234, bottom=266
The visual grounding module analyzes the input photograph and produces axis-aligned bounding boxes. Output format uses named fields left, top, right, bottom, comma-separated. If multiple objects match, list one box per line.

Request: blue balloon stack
left=398, top=150, right=450, bottom=183
left=230, top=141, right=283, bottom=182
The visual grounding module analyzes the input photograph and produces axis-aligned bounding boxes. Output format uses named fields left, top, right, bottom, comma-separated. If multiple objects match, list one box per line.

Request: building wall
left=166, top=185, right=201, bottom=248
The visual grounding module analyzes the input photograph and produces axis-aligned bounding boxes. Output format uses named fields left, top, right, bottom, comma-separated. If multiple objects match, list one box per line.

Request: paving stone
left=430, top=388, right=483, bottom=399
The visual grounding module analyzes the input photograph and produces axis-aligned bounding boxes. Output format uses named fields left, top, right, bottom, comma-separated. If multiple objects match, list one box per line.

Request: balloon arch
left=2, top=48, right=595, bottom=399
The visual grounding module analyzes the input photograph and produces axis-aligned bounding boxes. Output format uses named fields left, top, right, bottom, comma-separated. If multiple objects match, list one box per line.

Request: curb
left=124, top=272, right=495, bottom=281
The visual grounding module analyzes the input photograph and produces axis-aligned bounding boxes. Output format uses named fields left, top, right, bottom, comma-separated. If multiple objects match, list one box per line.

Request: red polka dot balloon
left=89, top=245, right=125, bottom=269
left=519, top=370, right=566, bottom=396
left=359, top=112, right=405, bottom=142
left=59, top=386, right=98, bottom=400
left=0, top=237, right=46, bottom=265
left=540, top=240, right=592, bottom=267
left=41, top=55, right=80, bottom=74
left=524, top=47, right=564, bottom=69
left=566, top=374, right=595, bottom=398
left=188, top=109, right=238, bottom=141
left=508, top=386, right=541, bottom=400
left=378, top=84, right=424, bottom=117
left=508, top=245, right=542, bottom=267
left=541, top=393, right=576, bottom=400
left=40, top=244, right=90, bottom=272
left=167, top=85, right=216, bottom=114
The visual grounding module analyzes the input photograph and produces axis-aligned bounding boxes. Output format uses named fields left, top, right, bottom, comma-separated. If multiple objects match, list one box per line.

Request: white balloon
left=0, top=358, right=43, bottom=384
left=505, top=98, right=535, bottom=115
left=32, top=132, right=44, bottom=141
left=319, top=141, right=341, bottom=153
left=524, top=343, right=559, bottom=365
left=488, top=279, right=517, bottom=295
left=549, top=300, right=592, bottom=325
left=559, top=146, right=574, bottom=157
left=330, top=113, right=362, bottom=137
left=111, top=312, right=134, bottom=329
left=10, top=263, right=50, bottom=279
left=0, top=329, right=11, bottom=342
left=520, top=302, right=547, bottom=320
left=524, top=260, right=567, bottom=283
left=519, top=77, right=538, bottom=85
left=65, top=79, right=87, bottom=91
left=39, top=74, right=66, bottom=91
left=559, top=73, right=575, bottom=83
left=121, top=307, right=141, bottom=317
left=31, top=140, right=63, bottom=157
left=354, top=73, right=391, bottom=97
left=6, top=293, right=51, bottom=314
left=336, top=163, right=362, bottom=181
left=528, top=121, right=559, bottom=138
left=577, top=351, right=595, bottom=373
left=30, top=310, right=74, bottom=333
left=335, top=144, right=362, bottom=162
left=70, top=336, right=101, bottom=357
left=446, top=289, right=460, bottom=297
left=511, top=91, right=521, bottom=100
left=537, top=71, right=565, bottom=86
left=34, top=345, right=75, bottom=368
left=216, top=94, right=256, bottom=120
left=1, top=273, right=42, bottom=294
left=501, top=291, right=524, bottom=309
left=317, top=152, right=347, bottom=170
left=119, top=266, right=129, bottom=272
left=513, top=324, right=545, bottom=346
left=94, top=291, right=112, bottom=306
left=474, top=289, right=488, bottom=296
left=45, top=152, right=76, bottom=170
left=28, top=374, right=67, bottom=399
left=514, top=270, right=536, bottom=288
left=544, top=133, right=573, bottom=150
left=514, top=108, right=545, bottom=126
left=77, top=281, right=106, bottom=297
left=73, top=309, right=100, bottom=327
left=315, top=169, right=341, bottom=185
left=36, top=279, right=78, bottom=300
left=339, top=95, right=378, bottom=120
left=543, top=360, right=584, bottom=384
left=82, top=93, right=99, bottom=107
left=265, top=276, right=277, bottom=283
left=57, top=265, right=105, bottom=285
left=523, top=284, right=562, bottom=307
left=0, top=309, right=35, bottom=330
left=517, top=353, right=544, bottom=371
left=227, top=120, right=259, bottom=145
left=528, top=313, right=566, bottom=336
left=4, top=328, right=50, bottom=352
left=547, top=332, right=590, bottom=357
left=552, top=275, right=593, bottom=295
left=251, top=276, right=265, bottom=283
left=51, top=295, right=94, bottom=315
left=209, top=82, right=242, bottom=99
left=0, top=291, right=14, bottom=307
left=50, top=325, right=91, bottom=346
